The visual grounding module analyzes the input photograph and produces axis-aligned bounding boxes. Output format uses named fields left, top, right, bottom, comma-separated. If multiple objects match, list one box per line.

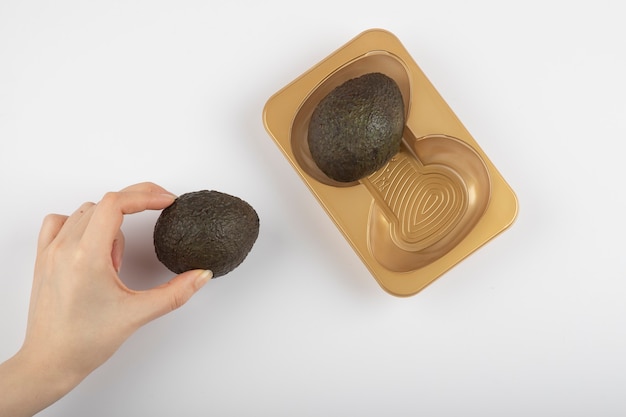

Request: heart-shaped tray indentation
left=366, top=132, right=491, bottom=272
left=364, top=144, right=468, bottom=252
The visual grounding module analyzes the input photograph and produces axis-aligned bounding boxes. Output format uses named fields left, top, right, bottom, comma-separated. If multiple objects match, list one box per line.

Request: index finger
left=119, top=181, right=176, bottom=196
left=82, top=188, right=177, bottom=250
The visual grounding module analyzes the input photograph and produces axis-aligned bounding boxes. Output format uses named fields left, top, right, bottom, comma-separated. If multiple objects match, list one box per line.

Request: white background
left=1, top=1, right=625, bottom=416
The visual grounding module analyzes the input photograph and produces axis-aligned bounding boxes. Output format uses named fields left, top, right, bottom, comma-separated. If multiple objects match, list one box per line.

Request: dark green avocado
left=153, top=190, right=259, bottom=277
left=307, top=72, right=405, bottom=183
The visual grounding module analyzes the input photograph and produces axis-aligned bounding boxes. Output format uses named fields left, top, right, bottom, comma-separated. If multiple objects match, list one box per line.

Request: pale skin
left=0, top=182, right=212, bottom=417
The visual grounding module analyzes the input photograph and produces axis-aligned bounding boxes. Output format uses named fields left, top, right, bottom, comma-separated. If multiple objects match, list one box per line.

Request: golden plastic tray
left=262, top=28, right=518, bottom=296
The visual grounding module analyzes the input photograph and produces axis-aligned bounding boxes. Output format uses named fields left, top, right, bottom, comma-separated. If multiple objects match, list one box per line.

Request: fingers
left=39, top=182, right=175, bottom=266
left=83, top=183, right=176, bottom=250
left=119, top=182, right=176, bottom=195
left=131, top=270, right=212, bottom=326
left=37, top=214, right=68, bottom=253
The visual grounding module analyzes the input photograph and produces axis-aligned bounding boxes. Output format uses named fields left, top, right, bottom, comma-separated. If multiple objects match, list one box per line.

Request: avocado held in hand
left=307, top=72, right=405, bottom=183
left=153, top=190, right=259, bottom=278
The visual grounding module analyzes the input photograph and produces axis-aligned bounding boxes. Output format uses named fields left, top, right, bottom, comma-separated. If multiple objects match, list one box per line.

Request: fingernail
left=161, top=193, right=177, bottom=200
left=194, top=270, right=213, bottom=289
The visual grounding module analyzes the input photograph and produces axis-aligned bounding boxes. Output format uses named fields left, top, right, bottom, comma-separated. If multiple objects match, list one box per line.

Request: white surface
left=1, top=1, right=625, bottom=416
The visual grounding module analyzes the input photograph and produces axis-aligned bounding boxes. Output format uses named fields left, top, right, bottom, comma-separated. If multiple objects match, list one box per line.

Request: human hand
left=0, top=182, right=211, bottom=417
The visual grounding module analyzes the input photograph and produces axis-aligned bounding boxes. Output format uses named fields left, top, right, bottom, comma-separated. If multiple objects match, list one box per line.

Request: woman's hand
left=0, top=182, right=211, bottom=417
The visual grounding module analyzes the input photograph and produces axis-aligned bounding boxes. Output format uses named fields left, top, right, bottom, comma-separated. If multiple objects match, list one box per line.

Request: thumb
left=133, top=269, right=212, bottom=326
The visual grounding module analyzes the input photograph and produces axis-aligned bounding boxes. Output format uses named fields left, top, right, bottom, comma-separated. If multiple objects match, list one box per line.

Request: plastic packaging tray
left=263, top=29, right=518, bottom=296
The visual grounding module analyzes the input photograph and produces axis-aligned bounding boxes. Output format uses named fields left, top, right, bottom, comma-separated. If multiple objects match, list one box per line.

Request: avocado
left=153, top=190, right=259, bottom=278
left=307, top=72, right=405, bottom=183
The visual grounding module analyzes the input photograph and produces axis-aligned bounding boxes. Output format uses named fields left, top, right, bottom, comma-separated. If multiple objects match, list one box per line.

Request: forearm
left=0, top=349, right=81, bottom=417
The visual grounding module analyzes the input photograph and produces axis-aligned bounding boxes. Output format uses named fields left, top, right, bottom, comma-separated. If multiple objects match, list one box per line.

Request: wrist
left=0, top=347, right=84, bottom=417
left=17, top=343, right=86, bottom=393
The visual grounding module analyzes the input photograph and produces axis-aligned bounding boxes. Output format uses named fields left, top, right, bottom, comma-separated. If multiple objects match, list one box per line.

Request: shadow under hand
left=118, top=211, right=172, bottom=291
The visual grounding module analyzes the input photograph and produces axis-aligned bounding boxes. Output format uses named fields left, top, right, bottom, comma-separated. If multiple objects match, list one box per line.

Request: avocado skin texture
left=307, top=72, right=405, bottom=183
left=153, top=190, right=259, bottom=277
